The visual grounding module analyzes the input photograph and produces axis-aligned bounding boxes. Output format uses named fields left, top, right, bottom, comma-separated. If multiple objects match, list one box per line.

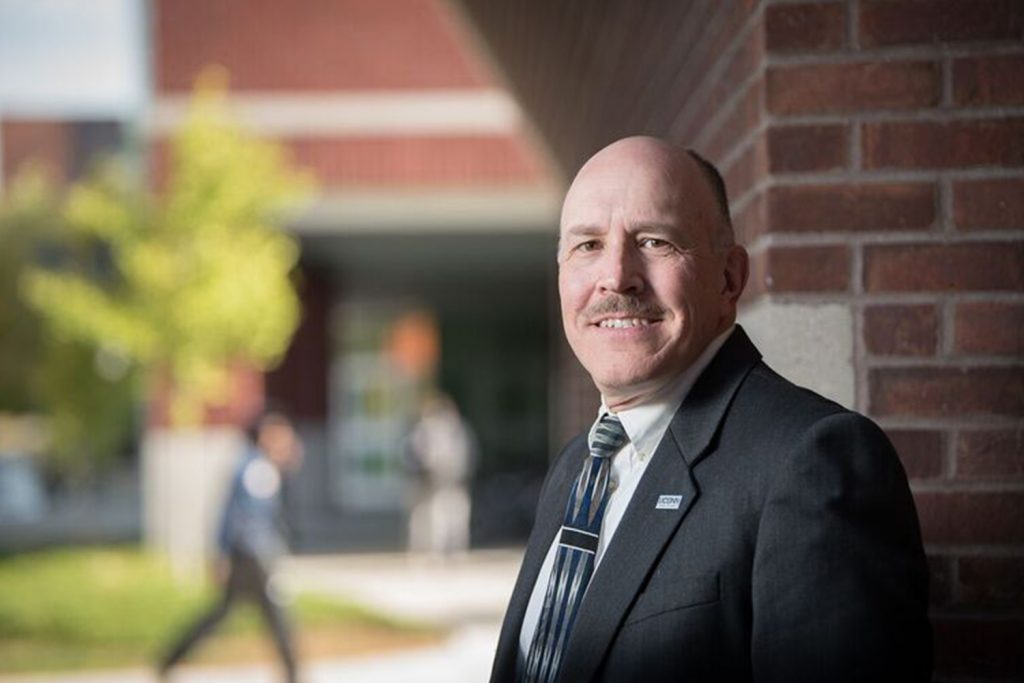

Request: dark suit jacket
left=492, top=327, right=931, bottom=682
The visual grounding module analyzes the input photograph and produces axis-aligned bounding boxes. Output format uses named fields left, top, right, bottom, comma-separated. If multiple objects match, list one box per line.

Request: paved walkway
left=1, top=549, right=524, bottom=683
left=282, top=549, right=522, bottom=625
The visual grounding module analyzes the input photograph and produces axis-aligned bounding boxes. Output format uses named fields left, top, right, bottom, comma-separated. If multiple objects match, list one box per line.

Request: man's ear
left=722, top=245, right=749, bottom=305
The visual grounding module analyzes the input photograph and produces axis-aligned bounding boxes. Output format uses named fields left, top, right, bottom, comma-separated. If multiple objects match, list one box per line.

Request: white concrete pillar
left=739, top=299, right=855, bottom=409
left=141, top=427, right=242, bottom=580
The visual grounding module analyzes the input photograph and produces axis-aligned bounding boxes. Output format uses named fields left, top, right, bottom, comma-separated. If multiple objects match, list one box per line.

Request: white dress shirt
left=517, top=326, right=735, bottom=667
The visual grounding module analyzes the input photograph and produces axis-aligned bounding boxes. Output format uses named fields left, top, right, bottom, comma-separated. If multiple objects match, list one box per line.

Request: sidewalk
left=1, top=549, right=524, bottom=683
left=281, top=548, right=523, bottom=625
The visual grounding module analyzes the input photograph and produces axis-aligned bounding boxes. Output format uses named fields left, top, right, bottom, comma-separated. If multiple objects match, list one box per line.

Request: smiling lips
left=585, top=295, right=665, bottom=330
left=595, top=317, right=660, bottom=329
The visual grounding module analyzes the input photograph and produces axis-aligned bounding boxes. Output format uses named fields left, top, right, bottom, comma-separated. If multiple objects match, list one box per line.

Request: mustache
left=584, top=295, right=665, bottom=320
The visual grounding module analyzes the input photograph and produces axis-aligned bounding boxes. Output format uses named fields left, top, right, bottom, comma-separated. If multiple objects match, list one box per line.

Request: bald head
left=561, top=136, right=735, bottom=256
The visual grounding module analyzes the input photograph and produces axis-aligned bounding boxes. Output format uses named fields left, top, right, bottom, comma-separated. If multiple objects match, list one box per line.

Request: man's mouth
left=595, top=317, right=658, bottom=329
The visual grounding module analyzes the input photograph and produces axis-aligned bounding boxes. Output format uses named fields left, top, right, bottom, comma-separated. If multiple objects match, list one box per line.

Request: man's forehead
left=560, top=209, right=683, bottom=238
left=560, top=158, right=691, bottom=229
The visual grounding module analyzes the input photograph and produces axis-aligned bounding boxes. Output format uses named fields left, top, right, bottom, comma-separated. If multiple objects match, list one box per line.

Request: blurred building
left=2, top=1, right=1022, bottom=676
left=147, top=0, right=563, bottom=553
left=1, top=120, right=126, bottom=187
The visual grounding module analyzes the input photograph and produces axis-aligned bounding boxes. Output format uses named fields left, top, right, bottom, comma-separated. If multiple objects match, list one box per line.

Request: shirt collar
left=591, top=325, right=735, bottom=462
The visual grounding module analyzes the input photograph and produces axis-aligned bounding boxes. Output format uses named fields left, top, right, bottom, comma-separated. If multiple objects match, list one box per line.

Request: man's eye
left=640, top=238, right=669, bottom=249
left=577, top=240, right=600, bottom=252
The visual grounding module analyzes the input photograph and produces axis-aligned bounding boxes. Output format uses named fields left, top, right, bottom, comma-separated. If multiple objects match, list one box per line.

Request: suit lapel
left=491, top=435, right=588, bottom=682
left=558, top=327, right=761, bottom=682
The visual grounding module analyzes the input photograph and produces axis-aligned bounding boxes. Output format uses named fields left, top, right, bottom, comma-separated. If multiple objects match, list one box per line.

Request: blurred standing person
left=406, top=392, right=477, bottom=559
left=158, top=407, right=303, bottom=683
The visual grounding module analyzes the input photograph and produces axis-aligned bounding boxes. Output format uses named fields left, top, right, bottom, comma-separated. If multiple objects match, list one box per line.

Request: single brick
left=863, top=118, right=1024, bottom=170
left=767, top=124, right=848, bottom=173
left=870, top=366, right=1024, bottom=418
left=953, top=178, right=1024, bottom=231
left=864, top=305, right=939, bottom=356
left=863, top=242, right=1024, bottom=292
left=768, top=182, right=935, bottom=232
left=957, top=428, right=1024, bottom=479
left=954, top=301, right=1024, bottom=355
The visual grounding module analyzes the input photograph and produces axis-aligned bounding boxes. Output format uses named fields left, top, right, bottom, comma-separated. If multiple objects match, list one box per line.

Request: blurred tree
left=23, top=70, right=311, bottom=426
left=0, top=171, right=54, bottom=415
left=0, top=169, right=138, bottom=477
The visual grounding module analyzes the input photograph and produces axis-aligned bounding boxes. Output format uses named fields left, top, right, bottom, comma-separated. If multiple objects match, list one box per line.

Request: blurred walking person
left=158, top=407, right=303, bottom=682
left=405, top=392, right=477, bottom=559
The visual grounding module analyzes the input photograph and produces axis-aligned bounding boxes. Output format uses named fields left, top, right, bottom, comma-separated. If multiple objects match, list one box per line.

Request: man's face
left=558, top=141, right=737, bottom=407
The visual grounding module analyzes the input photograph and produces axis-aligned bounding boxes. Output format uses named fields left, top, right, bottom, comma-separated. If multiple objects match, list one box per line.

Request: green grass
left=0, top=546, right=438, bottom=674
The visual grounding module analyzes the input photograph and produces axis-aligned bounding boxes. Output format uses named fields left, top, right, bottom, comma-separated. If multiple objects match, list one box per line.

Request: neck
left=601, top=368, right=688, bottom=412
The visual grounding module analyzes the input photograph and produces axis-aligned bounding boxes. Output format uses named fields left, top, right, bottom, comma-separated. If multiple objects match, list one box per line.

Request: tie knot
left=589, top=414, right=628, bottom=458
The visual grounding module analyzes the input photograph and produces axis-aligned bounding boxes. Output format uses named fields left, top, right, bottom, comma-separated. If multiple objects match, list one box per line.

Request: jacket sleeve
left=751, top=411, right=932, bottom=682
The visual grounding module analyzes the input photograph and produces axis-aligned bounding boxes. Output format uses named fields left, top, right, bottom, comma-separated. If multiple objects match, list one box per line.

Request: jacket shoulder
left=736, top=360, right=856, bottom=433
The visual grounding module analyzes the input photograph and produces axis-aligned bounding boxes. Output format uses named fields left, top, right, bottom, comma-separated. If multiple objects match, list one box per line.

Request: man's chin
left=592, top=369, right=668, bottom=404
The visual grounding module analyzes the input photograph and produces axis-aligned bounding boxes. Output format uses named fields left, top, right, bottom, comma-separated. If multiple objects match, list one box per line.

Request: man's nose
left=597, top=242, right=643, bottom=294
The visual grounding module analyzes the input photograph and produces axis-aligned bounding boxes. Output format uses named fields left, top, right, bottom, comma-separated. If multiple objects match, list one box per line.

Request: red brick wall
left=151, top=0, right=550, bottom=191
left=671, top=1, right=1024, bottom=678
left=284, top=134, right=542, bottom=186
left=149, top=134, right=543, bottom=189
left=1, top=120, right=71, bottom=186
left=155, top=0, right=489, bottom=92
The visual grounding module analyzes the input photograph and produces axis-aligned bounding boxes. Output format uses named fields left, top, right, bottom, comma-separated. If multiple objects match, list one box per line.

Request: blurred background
left=0, top=0, right=1022, bottom=681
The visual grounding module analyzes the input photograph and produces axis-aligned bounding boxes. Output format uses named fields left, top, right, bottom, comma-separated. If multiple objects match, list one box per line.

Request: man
left=159, top=407, right=303, bottom=683
left=491, top=137, right=931, bottom=682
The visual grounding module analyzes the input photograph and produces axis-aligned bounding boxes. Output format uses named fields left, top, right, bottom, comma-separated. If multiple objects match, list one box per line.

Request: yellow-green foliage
left=24, top=72, right=312, bottom=424
left=0, top=170, right=138, bottom=471
left=0, top=170, right=59, bottom=415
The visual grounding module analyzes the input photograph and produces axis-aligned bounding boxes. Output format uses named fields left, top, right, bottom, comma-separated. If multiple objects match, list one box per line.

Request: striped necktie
left=523, top=414, right=628, bottom=683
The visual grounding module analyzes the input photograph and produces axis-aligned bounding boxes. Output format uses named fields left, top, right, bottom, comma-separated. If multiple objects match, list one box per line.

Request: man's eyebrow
left=562, top=224, right=605, bottom=237
left=632, top=222, right=678, bottom=234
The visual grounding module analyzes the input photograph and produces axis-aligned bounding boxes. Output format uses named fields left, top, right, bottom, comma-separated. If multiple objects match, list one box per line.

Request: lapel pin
left=655, top=494, right=683, bottom=510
